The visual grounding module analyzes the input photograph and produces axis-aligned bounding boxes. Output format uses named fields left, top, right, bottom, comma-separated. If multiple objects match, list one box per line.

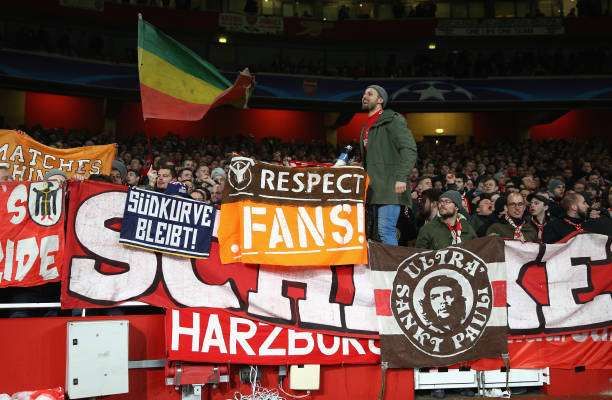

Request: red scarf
left=532, top=218, right=545, bottom=241
left=446, top=217, right=463, bottom=244
left=505, top=215, right=525, bottom=241
left=563, top=218, right=584, bottom=233
left=362, top=110, right=383, bottom=148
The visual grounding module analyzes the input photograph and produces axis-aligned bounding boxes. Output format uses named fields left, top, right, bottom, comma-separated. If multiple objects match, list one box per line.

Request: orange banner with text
left=0, top=130, right=116, bottom=180
left=218, top=158, right=368, bottom=266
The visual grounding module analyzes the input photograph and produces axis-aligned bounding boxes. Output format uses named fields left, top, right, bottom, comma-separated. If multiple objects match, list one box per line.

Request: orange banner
left=0, top=130, right=116, bottom=180
left=218, top=158, right=368, bottom=266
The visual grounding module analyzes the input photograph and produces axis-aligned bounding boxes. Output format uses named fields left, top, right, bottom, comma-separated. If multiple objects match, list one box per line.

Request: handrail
left=0, top=301, right=147, bottom=309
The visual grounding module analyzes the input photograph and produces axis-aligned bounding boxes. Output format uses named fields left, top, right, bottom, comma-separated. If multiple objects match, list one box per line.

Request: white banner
left=219, top=13, right=284, bottom=34
left=436, top=18, right=564, bottom=36
left=505, top=233, right=611, bottom=335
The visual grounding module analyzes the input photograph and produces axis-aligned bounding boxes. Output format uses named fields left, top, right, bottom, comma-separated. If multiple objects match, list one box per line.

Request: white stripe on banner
left=368, top=270, right=397, bottom=286
left=486, top=261, right=507, bottom=283
left=370, top=265, right=507, bottom=289
left=377, top=307, right=508, bottom=335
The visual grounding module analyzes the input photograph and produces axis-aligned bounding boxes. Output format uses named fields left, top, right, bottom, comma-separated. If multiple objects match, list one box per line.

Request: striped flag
left=137, top=16, right=253, bottom=121
left=368, top=237, right=508, bottom=368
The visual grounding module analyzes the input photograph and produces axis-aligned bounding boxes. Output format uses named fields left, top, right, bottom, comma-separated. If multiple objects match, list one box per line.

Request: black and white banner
left=119, top=187, right=217, bottom=258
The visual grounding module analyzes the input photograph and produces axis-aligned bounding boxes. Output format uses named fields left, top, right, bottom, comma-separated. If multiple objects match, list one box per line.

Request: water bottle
left=334, top=145, right=353, bottom=167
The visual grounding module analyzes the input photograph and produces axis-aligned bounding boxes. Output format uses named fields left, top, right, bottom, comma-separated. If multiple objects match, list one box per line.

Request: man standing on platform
left=360, top=85, right=417, bottom=246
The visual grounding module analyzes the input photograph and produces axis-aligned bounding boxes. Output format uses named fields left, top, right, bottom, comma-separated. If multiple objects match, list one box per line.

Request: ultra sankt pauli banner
left=217, top=157, right=369, bottom=266
left=368, top=238, right=508, bottom=368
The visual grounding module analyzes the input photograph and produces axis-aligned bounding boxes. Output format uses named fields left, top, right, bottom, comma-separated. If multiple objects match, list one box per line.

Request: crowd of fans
left=260, top=47, right=612, bottom=78
left=9, top=124, right=612, bottom=244
left=0, top=124, right=610, bottom=317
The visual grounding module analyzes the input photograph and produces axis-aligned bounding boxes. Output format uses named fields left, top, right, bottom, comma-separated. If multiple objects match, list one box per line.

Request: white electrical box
left=66, top=320, right=129, bottom=399
left=482, top=368, right=550, bottom=387
left=289, top=364, right=320, bottom=390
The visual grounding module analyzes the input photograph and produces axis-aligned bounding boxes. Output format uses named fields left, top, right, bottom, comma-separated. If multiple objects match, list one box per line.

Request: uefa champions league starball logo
left=392, top=81, right=475, bottom=101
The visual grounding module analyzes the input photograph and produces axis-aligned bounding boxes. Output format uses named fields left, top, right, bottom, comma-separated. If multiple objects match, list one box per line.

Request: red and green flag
left=138, top=16, right=254, bottom=121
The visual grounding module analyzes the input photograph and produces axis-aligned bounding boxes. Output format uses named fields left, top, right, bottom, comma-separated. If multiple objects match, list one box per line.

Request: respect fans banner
left=217, top=157, right=368, bottom=266
left=505, top=233, right=611, bottom=336
left=61, top=180, right=379, bottom=338
left=0, top=181, right=64, bottom=287
left=0, top=130, right=116, bottom=180
left=119, top=187, right=216, bottom=258
left=368, top=238, right=508, bottom=368
left=167, top=308, right=380, bottom=365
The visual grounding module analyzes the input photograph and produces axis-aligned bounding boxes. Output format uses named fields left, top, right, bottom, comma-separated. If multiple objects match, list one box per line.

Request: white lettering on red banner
left=62, top=181, right=611, bottom=339
left=166, top=308, right=380, bottom=364
left=1, top=181, right=64, bottom=287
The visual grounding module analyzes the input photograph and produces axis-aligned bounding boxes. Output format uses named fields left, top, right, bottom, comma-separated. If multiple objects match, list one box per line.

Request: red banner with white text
left=166, top=308, right=380, bottom=365
left=0, top=181, right=64, bottom=287
left=61, top=181, right=378, bottom=338
left=61, top=181, right=610, bottom=344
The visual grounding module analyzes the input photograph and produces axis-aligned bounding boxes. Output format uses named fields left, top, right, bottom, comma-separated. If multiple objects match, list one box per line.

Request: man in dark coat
left=359, top=85, right=417, bottom=245
left=543, top=192, right=612, bottom=243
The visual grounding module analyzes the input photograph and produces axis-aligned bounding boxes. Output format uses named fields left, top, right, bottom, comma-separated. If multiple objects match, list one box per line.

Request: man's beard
left=577, top=209, right=588, bottom=219
left=439, top=209, right=456, bottom=219
left=362, top=101, right=375, bottom=111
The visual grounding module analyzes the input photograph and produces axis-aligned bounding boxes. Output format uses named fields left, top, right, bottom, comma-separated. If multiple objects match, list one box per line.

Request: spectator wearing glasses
left=415, top=190, right=477, bottom=250
left=486, top=192, right=538, bottom=242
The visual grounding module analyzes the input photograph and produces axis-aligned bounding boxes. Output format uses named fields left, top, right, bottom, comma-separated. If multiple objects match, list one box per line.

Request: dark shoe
left=431, top=389, right=445, bottom=398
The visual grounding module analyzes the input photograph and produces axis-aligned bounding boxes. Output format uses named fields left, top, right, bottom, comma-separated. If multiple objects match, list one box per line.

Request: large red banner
left=472, top=328, right=612, bottom=370
left=0, top=181, right=64, bottom=287
left=62, top=181, right=611, bottom=342
left=61, top=181, right=378, bottom=338
left=166, top=308, right=380, bottom=365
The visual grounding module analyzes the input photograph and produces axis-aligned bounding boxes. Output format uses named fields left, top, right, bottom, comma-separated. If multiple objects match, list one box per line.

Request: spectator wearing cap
left=44, top=168, right=67, bottom=185
left=211, top=167, right=226, bottom=182
left=527, top=191, right=552, bottom=242
left=547, top=178, right=565, bottom=218
left=111, top=160, right=127, bottom=185
left=360, top=84, right=417, bottom=246
left=486, top=192, right=538, bottom=242
left=415, top=190, right=477, bottom=250
left=0, top=165, right=11, bottom=182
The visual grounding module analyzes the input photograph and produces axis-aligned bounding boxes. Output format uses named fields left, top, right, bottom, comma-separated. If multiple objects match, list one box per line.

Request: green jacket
left=415, top=216, right=478, bottom=250
left=360, top=109, right=417, bottom=207
left=486, top=220, right=538, bottom=242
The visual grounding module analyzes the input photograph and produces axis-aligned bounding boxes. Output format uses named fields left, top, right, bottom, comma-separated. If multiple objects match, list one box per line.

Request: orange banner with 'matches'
left=0, top=130, right=116, bottom=180
left=217, top=158, right=368, bottom=266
